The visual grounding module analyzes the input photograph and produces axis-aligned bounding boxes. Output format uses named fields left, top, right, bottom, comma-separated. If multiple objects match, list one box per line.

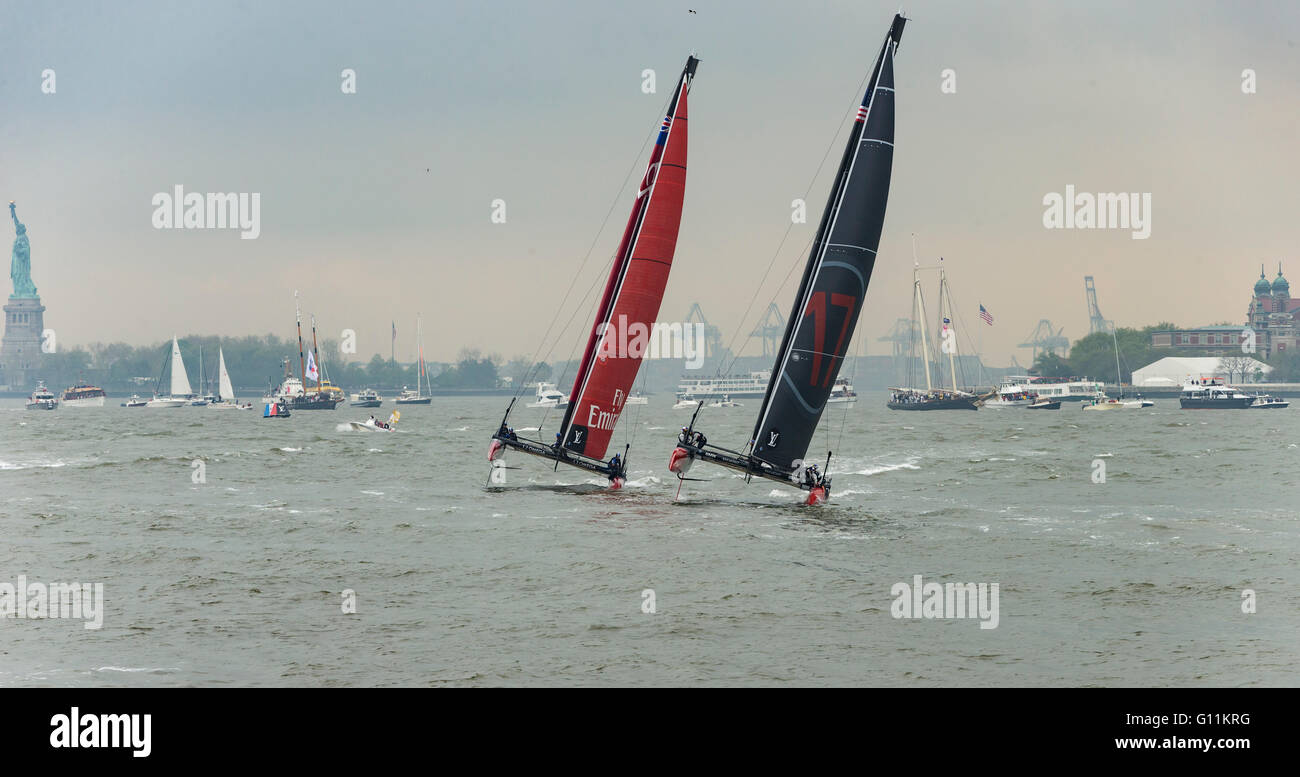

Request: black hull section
left=395, top=398, right=432, bottom=405
left=1026, top=401, right=1061, bottom=410
left=1180, top=398, right=1254, bottom=409
left=672, top=443, right=825, bottom=497
left=290, top=397, right=340, bottom=410
left=887, top=398, right=978, bottom=411
left=491, top=435, right=621, bottom=482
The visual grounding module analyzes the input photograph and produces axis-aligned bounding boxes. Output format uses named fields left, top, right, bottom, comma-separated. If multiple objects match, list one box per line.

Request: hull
left=351, top=399, right=382, bottom=408
left=349, top=421, right=393, bottom=432
left=394, top=397, right=431, bottom=405
left=26, top=401, right=58, bottom=410
left=1026, top=401, right=1061, bottom=410
left=1180, top=397, right=1253, bottom=409
left=145, top=398, right=186, bottom=408
left=1250, top=400, right=1289, bottom=409
left=887, top=397, right=978, bottom=411
left=289, top=396, right=340, bottom=410
left=61, top=395, right=106, bottom=408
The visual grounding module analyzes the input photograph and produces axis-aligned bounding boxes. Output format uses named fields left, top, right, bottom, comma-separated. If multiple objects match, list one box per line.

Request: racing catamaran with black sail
left=488, top=55, right=699, bottom=489
left=669, top=14, right=906, bottom=505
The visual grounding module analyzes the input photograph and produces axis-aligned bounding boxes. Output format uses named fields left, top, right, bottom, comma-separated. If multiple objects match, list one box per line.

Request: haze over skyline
left=3, top=0, right=1297, bottom=366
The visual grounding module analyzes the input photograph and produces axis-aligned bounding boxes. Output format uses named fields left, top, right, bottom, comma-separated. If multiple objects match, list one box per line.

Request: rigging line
left=511, top=96, right=670, bottom=402
left=716, top=65, right=877, bottom=376
left=833, top=314, right=866, bottom=461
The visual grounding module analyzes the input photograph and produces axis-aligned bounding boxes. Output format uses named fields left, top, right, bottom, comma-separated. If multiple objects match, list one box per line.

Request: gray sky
left=3, top=0, right=1297, bottom=366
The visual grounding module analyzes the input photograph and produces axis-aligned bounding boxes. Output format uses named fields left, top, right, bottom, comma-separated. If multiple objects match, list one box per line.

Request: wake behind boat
left=490, top=54, right=699, bottom=490
left=670, top=14, right=907, bottom=505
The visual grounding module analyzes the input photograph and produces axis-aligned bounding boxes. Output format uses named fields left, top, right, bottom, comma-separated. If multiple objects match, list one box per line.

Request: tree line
left=25, top=335, right=553, bottom=393
left=1029, top=323, right=1300, bottom=383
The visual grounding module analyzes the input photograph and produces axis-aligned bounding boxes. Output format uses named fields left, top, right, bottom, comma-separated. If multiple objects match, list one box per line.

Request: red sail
left=560, top=58, right=696, bottom=460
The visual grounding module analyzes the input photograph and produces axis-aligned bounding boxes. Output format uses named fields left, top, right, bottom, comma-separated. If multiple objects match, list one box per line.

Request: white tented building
left=1131, top=356, right=1271, bottom=387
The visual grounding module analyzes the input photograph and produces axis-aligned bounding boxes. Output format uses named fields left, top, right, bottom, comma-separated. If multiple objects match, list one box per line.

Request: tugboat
left=26, top=381, right=58, bottom=410
left=1179, top=378, right=1255, bottom=409
left=61, top=379, right=107, bottom=407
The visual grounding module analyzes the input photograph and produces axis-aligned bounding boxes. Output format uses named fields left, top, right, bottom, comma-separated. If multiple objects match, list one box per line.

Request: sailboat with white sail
left=1082, top=325, right=1154, bottom=410
left=146, top=336, right=191, bottom=408
left=209, top=347, right=248, bottom=408
left=669, top=15, right=907, bottom=505
left=395, top=315, right=432, bottom=404
left=488, top=54, right=699, bottom=489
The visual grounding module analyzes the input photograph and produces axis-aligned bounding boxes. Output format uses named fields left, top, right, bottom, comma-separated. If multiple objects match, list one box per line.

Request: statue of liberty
left=10, top=202, right=37, bottom=298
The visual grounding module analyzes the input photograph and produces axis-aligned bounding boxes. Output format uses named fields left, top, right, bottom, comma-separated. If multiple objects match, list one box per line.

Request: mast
left=915, top=269, right=933, bottom=392
left=1111, top=324, right=1123, bottom=398
left=748, top=14, right=905, bottom=469
left=416, top=314, right=424, bottom=397
left=311, top=313, right=321, bottom=389
left=940, top=270, right=958, bottom=392
left=294, top=292, right=306, bottom=391
left=556, top=54, right=699, bottom=458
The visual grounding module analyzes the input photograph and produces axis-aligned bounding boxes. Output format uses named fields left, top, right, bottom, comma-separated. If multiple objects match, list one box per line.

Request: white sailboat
left=395, top=314, right=432, bottom=404
left=209, top=347, right=247, bottom=408
left=1082, top=326, right=1154, bottom=411
left=147, top=336, right=190, bottom=408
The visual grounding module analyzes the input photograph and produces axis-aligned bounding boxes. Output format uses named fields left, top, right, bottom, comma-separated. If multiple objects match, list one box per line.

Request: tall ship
left=489, top=54, right=700, bottom=489
left=670, top=14, right=907, bottom=505
left=887, top=250, right=979, bottom=411
left=263, top=294, right=341, bottom=410
left=1179, top=377, right=1255, bottom=409
left=60, top=379, right=106, bottom=407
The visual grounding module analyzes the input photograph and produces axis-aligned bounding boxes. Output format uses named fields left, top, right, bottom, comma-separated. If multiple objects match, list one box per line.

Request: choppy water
left=1, top=397, right=1296, bottom=686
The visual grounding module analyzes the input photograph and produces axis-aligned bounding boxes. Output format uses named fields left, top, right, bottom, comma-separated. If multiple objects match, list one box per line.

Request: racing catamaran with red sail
left=669, top=14, right=906, bottom=505
left=488, top=55, right=699, bottom=489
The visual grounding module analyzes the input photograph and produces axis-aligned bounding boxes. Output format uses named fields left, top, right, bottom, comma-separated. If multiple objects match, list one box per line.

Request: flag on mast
left=305, top=349, right=319, bottom=381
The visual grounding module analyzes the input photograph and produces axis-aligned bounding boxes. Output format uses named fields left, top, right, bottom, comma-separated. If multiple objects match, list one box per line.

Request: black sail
left=750, top=15, right=904, bottom=470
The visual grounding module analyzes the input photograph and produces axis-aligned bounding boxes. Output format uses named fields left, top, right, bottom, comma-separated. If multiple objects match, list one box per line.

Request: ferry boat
left=26, top=381, right=58, bottom=410
left=826, top=377, right=857, bottom=404
left=60, top=380, right=107, bottom=407
left=1179, top=378, right=1255, bottom=409
left=1021, top=376, right=1107, bottom=402
left=675, top=371, right=771, bottom=400
left=526, top=382, right=568, bottom=408
left=350, top=389, right=382, bottom=407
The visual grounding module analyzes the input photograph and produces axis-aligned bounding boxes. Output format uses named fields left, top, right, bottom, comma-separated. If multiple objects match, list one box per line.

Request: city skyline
left=3, top=0, right=1297, bottom=364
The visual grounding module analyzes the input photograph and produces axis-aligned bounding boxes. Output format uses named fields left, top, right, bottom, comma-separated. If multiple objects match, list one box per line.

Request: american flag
left=855, top=105, right=869, bottom=123
left=979, top=304, right=994, bottom=326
